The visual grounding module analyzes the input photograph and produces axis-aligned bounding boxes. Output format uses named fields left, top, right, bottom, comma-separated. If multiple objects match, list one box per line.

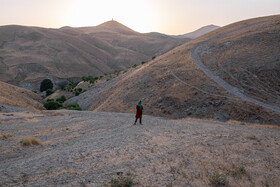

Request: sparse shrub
left=74, top=88, right=83, bottom=96
left=114, top=70, right=121, bottom=75
left=66, top=103, right=82, bottom=111
left=66, top=81, right=78, bottom=92
left=109, top=176, right=138, bottom=187
left=40, top=79, right=53, bottom=92
left=132, top=64, right=137, bottom=68
left=56, top=95, right=66, bottom=103
left=0, top=134, right=12, bottom=139
left=46, top=89, right=55, bottom=96
left=169, top=166, right=178, bottom=174
left=166, top=183, right=173, bottom=187
left=43, top=99, right=62, bottom=110
left=152, top=56, right=156, bottom=60
left=32, top=90, right=37, bottom=93
left=21, top=137, right=41, bottom=146
left=141, top=61, right=146, bottom=65
left=262, top=181, right=270, bottom=187
left=231, top=166, right=246, bottom=178
left=208, top=172, right=228, bottom=187
left=246, top=135, right=260, bottom=142
left=82, top=76, right=99, bottom=83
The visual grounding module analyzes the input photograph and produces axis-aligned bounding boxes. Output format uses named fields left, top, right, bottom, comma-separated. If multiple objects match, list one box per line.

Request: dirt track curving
left=190, top=20, right=280, bottom=114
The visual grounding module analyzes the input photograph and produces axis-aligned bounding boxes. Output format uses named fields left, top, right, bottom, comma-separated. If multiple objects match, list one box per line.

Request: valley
left=0, top=14, right=280, bottom=187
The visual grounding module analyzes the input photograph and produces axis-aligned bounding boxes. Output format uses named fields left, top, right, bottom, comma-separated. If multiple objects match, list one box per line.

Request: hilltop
left=173, top=24, right=220, bottom=39
left=77, top=20, right=137, bottom=35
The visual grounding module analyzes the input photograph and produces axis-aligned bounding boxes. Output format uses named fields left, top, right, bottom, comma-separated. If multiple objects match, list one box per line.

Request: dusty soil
left=0, top=110, right=279, bottom=186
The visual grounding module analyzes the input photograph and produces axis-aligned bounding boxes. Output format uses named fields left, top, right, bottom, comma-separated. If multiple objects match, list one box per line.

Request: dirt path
left=188, top=20, right=280, bottom=114
left=0, top=110, right=279, bottom=186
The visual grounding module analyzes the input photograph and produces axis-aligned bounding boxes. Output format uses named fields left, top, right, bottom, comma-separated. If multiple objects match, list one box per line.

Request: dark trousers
left=135, top=117, right=142, bottom=124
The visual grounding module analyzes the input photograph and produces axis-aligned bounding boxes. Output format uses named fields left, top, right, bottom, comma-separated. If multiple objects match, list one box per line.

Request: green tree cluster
left=40, top=79, right=53, bottom=92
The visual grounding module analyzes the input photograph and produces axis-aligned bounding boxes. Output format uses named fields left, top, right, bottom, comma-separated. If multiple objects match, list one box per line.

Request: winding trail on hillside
left=189, top=20, right=280, bottom=114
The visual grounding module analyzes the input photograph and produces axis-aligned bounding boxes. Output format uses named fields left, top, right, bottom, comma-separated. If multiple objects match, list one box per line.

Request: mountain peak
left=78, top=20, right=138, bottom=35
left=95, top=20, right=138, bottom=34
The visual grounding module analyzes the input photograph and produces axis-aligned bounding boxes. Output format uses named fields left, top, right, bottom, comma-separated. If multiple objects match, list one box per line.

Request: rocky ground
left=0, top=110, right=279, bottom=186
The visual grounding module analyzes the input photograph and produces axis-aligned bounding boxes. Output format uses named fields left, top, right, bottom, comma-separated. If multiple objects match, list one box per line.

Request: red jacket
left=135, top=105, right=143, bottom=118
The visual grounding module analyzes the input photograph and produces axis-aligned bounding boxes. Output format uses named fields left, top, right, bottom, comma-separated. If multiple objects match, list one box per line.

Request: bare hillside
left=67, top=15, right=280, bottom=125
left=0, top=111, right=279, bottom=186
left=0, top=81, right=43, bottom=112
left=0, top=21, right=189, bottom=91
left=173, top=24, right=220, bottom=39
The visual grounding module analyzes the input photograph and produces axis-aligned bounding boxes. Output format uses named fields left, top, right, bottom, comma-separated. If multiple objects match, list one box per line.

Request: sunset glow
left=0, top=0, right=280, bottom=34
left=66, top=0, right=160, bottom=33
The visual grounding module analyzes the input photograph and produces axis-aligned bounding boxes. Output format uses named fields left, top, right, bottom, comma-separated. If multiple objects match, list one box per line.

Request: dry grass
left=208, top=171, right=228, bottom=187
left=227, top=120, right=280, bottom=129
left=108, top=175, right=139, bottom=187
left=0, top=133, right=12, bottom=139
left=20, top=137, right=41, bottom=146
left=0, top=81, right=43, bottom=112
left=0, top=110, right=279, bottom=186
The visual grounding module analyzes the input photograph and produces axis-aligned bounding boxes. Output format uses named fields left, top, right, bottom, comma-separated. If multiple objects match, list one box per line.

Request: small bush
left=208, top=172, right=228, bottom=187
left=152, top=56, right=156, bottom=60
left=0, top=134, right=12, bottom=139
left=82, top=76, right=100, bottom=83
left=132, top=64, right=137, bottom=68
left=66, top=81, right=78, bottom=91
left=109, top=176, right=138, bottom=187
left=44, top=99, right=62, bottom=110
left=74, top=88, right=83, bottom=96
left=141, top=61, right=146, bottom=65
left=231, top=166, right=246, bottom=178
left=21, top=137, right=41, bottom=146
left=40, top=79, right=53, bottom=92
left=66, top=103, right=82, bottom=111
left=56, top=95, right=66, bottom=103
left=114, top=70, right=121, bottom=75
left=46, top=89, right=55, bottom=96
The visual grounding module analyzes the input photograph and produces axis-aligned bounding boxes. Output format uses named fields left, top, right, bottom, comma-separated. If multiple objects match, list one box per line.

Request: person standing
left=134, top=100, right=143, bottom=125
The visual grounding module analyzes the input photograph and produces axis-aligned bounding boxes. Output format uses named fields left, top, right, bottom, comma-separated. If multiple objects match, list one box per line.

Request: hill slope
left=66, top=15, right=280, bottom=125
left=0, top=81, right=43, bottom=112
left=0, top=21, right=189, bottom=90
left=174, top=24, right=220, bottom=39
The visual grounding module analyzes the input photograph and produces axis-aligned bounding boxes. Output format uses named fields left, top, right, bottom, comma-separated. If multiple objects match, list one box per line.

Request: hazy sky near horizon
left=0, top=0, right=279, bottom=34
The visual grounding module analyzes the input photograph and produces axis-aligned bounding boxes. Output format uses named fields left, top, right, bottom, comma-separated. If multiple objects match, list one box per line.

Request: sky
left=0, top=0, right=279, bottom=35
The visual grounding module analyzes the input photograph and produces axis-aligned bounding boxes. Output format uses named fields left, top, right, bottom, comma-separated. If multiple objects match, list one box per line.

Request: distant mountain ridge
left=0, top=21, right=190, bottom=91
left=173, top=24, right=220, bottom=39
